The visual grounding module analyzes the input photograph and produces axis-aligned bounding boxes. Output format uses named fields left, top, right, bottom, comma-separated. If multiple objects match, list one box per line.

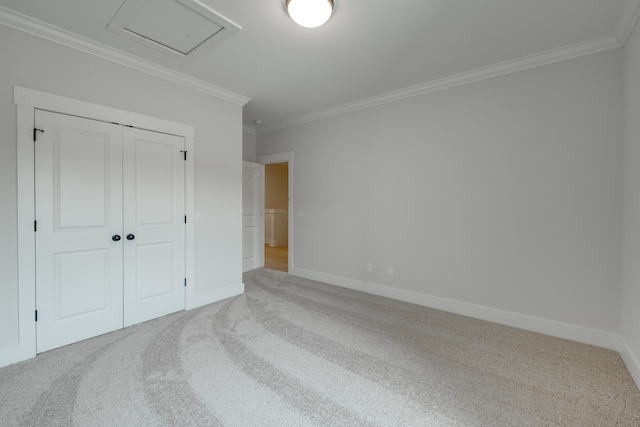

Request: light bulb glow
left=287, top=0, right=334, bottom=28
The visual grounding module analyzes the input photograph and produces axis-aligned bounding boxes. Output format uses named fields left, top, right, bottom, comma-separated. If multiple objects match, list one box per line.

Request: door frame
left=11, top=86, right=195, bottom=366
left=257, top=152, right=294, bottom=272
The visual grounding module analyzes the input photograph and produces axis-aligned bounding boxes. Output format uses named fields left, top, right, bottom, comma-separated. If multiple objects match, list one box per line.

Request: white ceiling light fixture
left=286, top=0, right=334, bottom=28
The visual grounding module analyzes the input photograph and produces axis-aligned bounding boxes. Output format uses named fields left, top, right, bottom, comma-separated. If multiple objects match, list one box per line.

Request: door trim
left=257, top=152, right=294, bottom=272
left=9, top=86, right=195, bottom=367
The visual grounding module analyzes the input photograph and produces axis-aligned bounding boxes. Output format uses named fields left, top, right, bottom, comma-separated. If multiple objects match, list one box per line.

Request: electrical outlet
left=387, top=266, right=394, bottom=276
left=366, top=263, right=372, bottom=272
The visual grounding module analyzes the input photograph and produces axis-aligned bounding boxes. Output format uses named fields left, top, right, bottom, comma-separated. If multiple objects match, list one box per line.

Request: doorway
left=264, top=162, right=288, bottom=271
left=258, top=152, right=294, bottom=273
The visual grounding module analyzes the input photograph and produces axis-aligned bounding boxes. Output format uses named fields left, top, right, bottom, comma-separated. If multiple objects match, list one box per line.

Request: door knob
left=112, top=234, right=121, bottom=241
left=126, top=234, right=135, bottom=240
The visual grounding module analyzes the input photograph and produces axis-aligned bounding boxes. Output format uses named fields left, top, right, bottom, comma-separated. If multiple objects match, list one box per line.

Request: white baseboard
left=620, top=337, right=640, bottom=391
left=0, top=342, right=36, bottom=369
left=290, top=267, right=620, bottom=351
left=187, top=282, right=244, bottom=310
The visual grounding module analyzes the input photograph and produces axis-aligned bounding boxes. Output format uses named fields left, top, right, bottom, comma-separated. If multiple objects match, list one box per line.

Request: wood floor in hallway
left=265, top=244, right=288, bottom=272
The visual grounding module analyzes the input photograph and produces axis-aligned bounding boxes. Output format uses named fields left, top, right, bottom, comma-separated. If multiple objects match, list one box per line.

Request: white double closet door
left=35, top=110, right=186, bottom=353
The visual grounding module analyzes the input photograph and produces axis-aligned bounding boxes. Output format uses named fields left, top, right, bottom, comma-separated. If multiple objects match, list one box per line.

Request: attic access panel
left=107, top=0, right=241, bottom=61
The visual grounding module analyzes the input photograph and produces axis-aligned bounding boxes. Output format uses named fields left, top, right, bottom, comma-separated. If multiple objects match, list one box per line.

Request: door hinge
left=180, top=150, right=187, bottom=161
left=35, top=310, right=38, bottom=322
left=33, top=128, right=44, bottom=142
left=34, top=220, right=37, bottom=232
left=184, top=278, right=187, bottom=287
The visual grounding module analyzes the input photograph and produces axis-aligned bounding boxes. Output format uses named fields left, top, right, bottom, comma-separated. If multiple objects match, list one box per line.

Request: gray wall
left=0, top=25, right=243, bottom=349
left=243, top=130, right=257, bottom=162
left=257, top=48, right=623, bottom=335
left=622, top=17, right=640, bottom=379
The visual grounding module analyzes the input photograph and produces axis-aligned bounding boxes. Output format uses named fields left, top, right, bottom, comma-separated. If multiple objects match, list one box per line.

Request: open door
left=243, top=161, right=264, bottom=272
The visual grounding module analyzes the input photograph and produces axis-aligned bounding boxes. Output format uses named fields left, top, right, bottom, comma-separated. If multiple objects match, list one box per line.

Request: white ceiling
left=1, top=0, right=639, bottom=133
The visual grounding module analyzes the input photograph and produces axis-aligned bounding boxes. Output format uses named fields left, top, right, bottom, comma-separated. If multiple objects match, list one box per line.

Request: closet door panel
left=123, top=127, right=185, bottom=327
left=35, top=110, right=124, bottom=353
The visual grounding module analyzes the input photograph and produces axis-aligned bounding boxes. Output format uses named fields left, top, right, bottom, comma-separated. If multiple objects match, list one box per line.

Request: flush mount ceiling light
left=286, top=0, right=334, bottom=28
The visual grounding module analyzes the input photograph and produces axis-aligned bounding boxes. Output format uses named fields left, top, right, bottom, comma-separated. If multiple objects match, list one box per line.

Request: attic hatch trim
left=107, top=0, right=242, bottom=62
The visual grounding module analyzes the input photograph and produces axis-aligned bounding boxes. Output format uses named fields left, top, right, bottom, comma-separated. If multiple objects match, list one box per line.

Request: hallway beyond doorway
left=265, top=244, right=288, bottom=272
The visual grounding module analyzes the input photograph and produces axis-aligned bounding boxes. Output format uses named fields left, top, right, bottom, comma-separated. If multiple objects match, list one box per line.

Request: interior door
left=35, top=110, right=124, bottom=353
left=123, top=127, right=185, bottom=327
left=243, top=161, right=264, bottom=272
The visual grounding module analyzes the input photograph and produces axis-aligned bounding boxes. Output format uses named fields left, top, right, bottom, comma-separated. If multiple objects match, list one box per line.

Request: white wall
left=243, top=130, right=257, bottom=162
left=0, top=25, right=243, bottom=352
left=257, top=48, right=624, bottom=345
left=621, top=17, right=640, bottom=386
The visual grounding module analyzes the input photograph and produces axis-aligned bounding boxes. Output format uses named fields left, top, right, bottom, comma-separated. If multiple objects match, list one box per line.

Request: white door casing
left=35, top=111, right=125, bottom=353
left=7, top=86, right=196, bottom=369
left=123, top=127, right=186, bottom=327
left=243, top=161, right=264, bottom=272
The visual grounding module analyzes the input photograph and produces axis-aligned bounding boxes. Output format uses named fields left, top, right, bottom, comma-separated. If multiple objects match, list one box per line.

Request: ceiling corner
left=615, top=0, right=640, bottom=44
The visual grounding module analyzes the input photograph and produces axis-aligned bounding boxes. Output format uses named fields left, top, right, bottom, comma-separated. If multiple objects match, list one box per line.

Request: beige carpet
left=1, top=268, right=639, bottom=426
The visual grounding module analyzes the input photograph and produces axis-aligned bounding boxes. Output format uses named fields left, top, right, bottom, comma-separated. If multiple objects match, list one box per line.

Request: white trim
left=258, top=152, right=294, bottom=271
left=615, top=0, right=640, bottom=44
left=14, top=86, right=195, bottom=137
left=186, top=282, right=244, bottom=310
left=290, top=266, right=621, bottom=351
left=184, top=135, right=196, bottom=310
left=264, top=209, right=287, bottom=247
left=620, top=337, right=640, bottom=391
left=257, top=35, right=622, bottom=134
left=243, top=125, right=257, bottom=135
left=265, top=208, right=288, bottom=219
left=0, top=4, right=628, bottom=132
left=0, top=104, right=39, bottom=368
left=4, top=86, right=196, bottom=368
left=0, top=6, right=249, bottom=107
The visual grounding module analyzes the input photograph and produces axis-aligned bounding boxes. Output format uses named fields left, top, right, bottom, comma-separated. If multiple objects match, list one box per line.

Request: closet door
left=122, top=127, right=185, bottom=327
left=35, top=110, right=124, bottom=353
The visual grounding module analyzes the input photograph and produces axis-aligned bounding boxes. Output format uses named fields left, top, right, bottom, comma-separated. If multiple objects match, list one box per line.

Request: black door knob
left=126, top=234, right=135, bottom=240
left=112, top=234, right=121, bottom=241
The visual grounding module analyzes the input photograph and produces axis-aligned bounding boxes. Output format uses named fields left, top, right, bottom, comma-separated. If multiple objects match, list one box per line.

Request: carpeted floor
left=1, top=268, right=639, bottom=426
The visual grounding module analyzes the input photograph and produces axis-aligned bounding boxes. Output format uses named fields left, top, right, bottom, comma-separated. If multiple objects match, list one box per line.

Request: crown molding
left=615, top=0, right=640, bottom=44
left=0, top=6, right=250, bottom=107
left=243, top=125, right=257, bottom=135
left=258, top=34, right=621, bottom=134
